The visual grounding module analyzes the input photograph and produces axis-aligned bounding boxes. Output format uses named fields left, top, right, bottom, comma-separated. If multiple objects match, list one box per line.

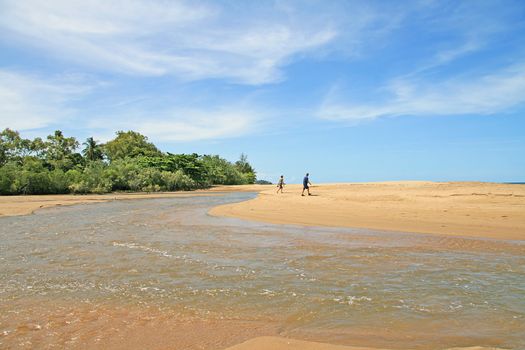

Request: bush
left=0, top=128, right=257, bottom=194
left=128, top=167, right=163, bottom=192
left=13, top=170, right=49, bottom=194
left=69, top=161, right=112, bottom=194
left=0, top=162, right=18, bottom=194
left=201, top=155, right=251, bottom=185
left=255, top=179, right=272, bottom=185
left=161, top=170, right=195, bottom=191
left=104, top=158, right=141, bottom=191
left=49, top=169, right=70, bottom=193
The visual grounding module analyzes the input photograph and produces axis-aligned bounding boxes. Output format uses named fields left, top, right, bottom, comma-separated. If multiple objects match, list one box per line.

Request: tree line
left=0, top=129, right=256, bottom=195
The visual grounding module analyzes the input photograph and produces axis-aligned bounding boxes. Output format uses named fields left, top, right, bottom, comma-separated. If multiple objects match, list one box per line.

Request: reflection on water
left=0, top=193, right=524, bottom=349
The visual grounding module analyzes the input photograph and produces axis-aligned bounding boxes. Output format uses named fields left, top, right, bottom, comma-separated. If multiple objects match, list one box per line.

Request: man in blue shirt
left=302, top=173, right=312, bottom=196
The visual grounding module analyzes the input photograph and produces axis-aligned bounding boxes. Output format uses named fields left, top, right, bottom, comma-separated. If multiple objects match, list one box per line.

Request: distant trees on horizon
left=0, top=128, right=256, bottom=195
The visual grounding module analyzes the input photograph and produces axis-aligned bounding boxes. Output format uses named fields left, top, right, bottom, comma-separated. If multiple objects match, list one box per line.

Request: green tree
left=235, top=153, right=256, bottom=184
left=30, top=137, right=47, bottom=159
left=138, top=153, right=208, bottom=186
left=0, top=129, right=257, bottom=194
left=0, top=128, right=32, bottom=165
left=82, top=137, right=103, bottom=161
left=202, top=154, right=248, bottom=185
left=44, top=130, right=80, bottom=170
left=103, top=131, right=161, bottom=161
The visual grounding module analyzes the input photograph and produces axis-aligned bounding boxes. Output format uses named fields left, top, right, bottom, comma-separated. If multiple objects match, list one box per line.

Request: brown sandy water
left=0, top=193, right=524, bottom=349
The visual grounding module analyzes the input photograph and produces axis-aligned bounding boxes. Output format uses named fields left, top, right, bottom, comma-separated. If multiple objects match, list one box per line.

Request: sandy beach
left=2, top=181, right=523, bottom=240
left=210, top=182, right=525, bottom=240
left=0, top=182, right=525, bottom=350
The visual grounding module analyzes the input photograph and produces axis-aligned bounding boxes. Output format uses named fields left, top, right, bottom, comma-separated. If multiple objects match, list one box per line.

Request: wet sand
left=224, top=336, right=386, bottom=350
left=210, top=182, right=525, bottom=240
left=223, top=337, right=502, bottom=350
left=1, top=184, right=523, bottom=350
left=1, top=194, right=523, bottom=350
left=0, top=184, right=272, bottom=217
left=0, top=191, right=225, bottom=217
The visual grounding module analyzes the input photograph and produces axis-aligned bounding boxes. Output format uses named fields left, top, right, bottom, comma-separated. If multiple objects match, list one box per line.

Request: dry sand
left=210, top=182, right=525, bottom=240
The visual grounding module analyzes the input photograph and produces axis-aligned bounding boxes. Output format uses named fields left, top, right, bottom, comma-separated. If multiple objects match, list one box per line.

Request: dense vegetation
left=0, top=129, right=256, bottom=195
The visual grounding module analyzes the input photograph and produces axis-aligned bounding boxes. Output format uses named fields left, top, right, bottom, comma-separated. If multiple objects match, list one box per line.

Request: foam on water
left=0, top=193, right=524, bottom=349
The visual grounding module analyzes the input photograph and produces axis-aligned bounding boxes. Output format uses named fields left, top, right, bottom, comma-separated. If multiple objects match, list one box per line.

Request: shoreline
left=0, top=191, right=227, bottom=217
left=2, top=182, right=524, bottom=240
left=210, top=181, right=525, bottom=241
left=0, top=185, right=267, bottom=218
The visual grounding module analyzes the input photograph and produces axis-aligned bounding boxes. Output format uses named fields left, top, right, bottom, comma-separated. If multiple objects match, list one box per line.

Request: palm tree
left=82, top=137, right=102, bottom=161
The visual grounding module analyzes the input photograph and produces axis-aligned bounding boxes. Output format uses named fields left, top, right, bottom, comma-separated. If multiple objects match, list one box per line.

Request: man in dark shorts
left=302, top=173, right=312, bottom=196
left=276, top=175, right=285, bottom=193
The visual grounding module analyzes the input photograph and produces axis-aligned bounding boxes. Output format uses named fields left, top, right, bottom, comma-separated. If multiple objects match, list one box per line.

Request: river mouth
left=1, top=193, right=524, bottom=349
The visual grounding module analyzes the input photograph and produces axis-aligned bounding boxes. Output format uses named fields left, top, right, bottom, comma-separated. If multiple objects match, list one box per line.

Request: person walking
left=276, top=175, right=285, bottom=193
left=302, top=173, right=312, bottom=196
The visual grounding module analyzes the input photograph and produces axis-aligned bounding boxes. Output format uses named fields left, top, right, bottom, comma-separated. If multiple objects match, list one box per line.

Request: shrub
left=161, top=170, right=195, bottom=191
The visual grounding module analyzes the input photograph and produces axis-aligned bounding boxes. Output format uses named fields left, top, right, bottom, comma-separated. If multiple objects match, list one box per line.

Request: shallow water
left=0, top=193, right=524, bottom=349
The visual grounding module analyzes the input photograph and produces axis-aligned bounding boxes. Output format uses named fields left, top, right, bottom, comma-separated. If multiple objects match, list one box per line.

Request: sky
left=0, top=0, right=524, bottom=183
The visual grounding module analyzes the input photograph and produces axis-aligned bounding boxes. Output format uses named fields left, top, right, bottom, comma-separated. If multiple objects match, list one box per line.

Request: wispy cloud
left=2, top=0, right=523, bottom=144
left=318, top=63, right=525, bottom=121
left=407, top=1, right=513, bottom=75
left=0, top=70, right=262, bottom=141
left=88, top=107, right=261, bottom=143
left=0, top=70, right=93, bottom=130
left=0, top=66, right=262, bottom=142
left=0, top=0, right=339, bottom=84
left=0, top=1, right=389, bottom=141
left=317, top=1, right=525, bottom=122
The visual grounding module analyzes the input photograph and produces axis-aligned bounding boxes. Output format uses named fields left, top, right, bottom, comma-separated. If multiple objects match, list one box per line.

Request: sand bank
left=0, top=191, right=226, bottom=217
left=210, top=182, right=525, bottom=240
left=224, top=336, right=503, bottom=350
left=224, top=336, right=384, bottom=350
left=0, top=184, right=274, bottom=217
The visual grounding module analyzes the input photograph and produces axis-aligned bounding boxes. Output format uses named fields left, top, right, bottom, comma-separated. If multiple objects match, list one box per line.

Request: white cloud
left=132, top=109, right=259, bottom=142
left=0, top=70, right=91, bottom=130
left=319, top=63, right=525, bottom=121
left=0, top=0, right=338, bottom=84
left=316, top=1, right=525, bottom=123
left=0, top=68, right=259, bottom=142
left=3, top=0, right=522, bottom=141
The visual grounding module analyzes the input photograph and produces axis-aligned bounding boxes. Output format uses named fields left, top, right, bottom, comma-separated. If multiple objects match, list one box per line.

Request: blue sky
left=0, top=0, right=524, bottom=183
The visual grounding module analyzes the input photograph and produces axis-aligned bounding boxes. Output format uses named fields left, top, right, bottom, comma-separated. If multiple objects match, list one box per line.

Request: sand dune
left=210, top=182, right=525, bottom=240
